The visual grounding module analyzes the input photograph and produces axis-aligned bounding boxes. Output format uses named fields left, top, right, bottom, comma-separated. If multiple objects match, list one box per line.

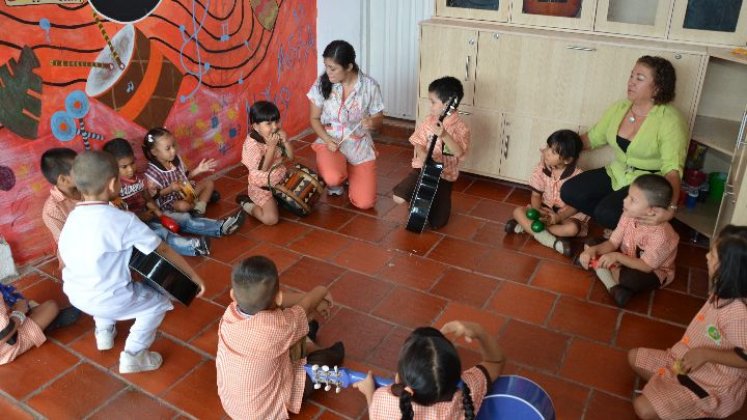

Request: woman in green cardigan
left=561, top=56, right=688, bottom=229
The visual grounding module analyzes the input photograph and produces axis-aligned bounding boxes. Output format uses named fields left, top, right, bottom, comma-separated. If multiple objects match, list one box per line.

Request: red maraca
left=160, top=215, right=180, bottom=233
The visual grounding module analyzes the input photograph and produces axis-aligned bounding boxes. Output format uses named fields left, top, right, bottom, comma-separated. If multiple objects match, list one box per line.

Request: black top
left=616, top=135, right=631, bottom=153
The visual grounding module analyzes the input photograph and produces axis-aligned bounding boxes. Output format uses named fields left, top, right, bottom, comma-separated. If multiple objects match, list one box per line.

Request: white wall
left=316, top=0, right=363, bottom=74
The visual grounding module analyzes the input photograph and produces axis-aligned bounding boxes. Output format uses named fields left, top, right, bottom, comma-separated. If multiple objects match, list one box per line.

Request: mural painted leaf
left=0, top=46, right=43, bottom=140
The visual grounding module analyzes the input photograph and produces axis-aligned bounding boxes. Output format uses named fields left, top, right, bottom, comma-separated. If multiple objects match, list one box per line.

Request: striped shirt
left=369, top=366, right=489, bottom=420
left=637, top=298, right=747, bottom=418
left=410, top=113, right=470, bottom=182
left=609, top=215, right=679, bottom=286
left=41, top=186, right=79, bottom=243
left=216, top=303, right=309, bottom=420
left=144, top=159, right=189, bottom=211
left=0, top=296, right=47, bottom=365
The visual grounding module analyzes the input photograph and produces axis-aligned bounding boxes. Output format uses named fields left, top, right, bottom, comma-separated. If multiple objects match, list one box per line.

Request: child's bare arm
left=599, top=252, right=653, bottom=272
left=141, top=190, right=163, bottom=218
left=155, top=241, right=206, bottom=297
left=579, top=240, right=617, bottom=269
left=297, top=286, right=330, bottom=316
left=530, top=191, right=543, bottom=210
left=680, top=347, right=747, bottom=373
left=0, top=301, right=28, bottom=344
left=441, top=320, right=505, bottom=382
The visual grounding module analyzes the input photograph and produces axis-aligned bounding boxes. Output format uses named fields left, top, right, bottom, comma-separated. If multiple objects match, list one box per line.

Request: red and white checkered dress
left=634, top=298, right=747, bottom=419
left=0, top=297, right=46, bottom=365
left=241, top=131, right=286, bottom=207
left=216, top=303, right=309, bottom=420
left=528, top=162, right=590, bottom=228
left=609, top=215, right=679, bottom=286
left=410, top=113, right=470, bottom=182
left=42, top=186, right=79, bottom=243
left=369, top=366, right=489, bottom=420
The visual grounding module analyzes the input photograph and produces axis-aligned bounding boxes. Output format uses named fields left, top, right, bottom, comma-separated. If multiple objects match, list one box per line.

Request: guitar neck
left=345, top=369, right=394, bottom=388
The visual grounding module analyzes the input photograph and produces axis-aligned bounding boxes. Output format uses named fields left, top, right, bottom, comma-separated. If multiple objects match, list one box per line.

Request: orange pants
left=312, top=143, right=377, bottom=210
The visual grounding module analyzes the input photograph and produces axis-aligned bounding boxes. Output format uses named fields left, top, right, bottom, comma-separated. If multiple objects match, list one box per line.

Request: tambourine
left=179, top=181, right=196, bottom=203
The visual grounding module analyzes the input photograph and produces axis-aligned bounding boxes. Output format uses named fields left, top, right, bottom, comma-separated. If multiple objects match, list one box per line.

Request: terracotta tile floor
left=3, top=131, right=746, bottom=420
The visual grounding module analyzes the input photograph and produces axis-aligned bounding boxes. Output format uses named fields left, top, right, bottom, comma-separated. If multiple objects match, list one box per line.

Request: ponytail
left=461, top=383, right=475, bottom=420
left=399, top=390, right=414, bottom=420
left=320, top=73, right=333, bottom=99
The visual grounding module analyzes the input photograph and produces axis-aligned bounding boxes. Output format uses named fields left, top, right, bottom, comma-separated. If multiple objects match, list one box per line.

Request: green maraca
left=525, top=208, right=545, bottom=232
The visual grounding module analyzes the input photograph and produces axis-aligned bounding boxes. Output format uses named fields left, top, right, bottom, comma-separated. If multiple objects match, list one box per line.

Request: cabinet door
left=419, top=25, right=477, bottom=106
left=475, top=32, right=593, bottom=122
left=579, top=46, right=705, bottom=128
left=594, top=0, right=673, bottom=38
left=716, top=107, right=747, bottom=232
left=668, top=0, right=747, bottom=46
left=436, top=0, right=510, bottom=22
left=510, top=0, right=597, bottom=30
left=499, top=114, right=580, bottom=183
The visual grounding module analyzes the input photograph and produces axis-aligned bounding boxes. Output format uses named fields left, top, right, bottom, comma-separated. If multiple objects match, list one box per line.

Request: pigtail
left=399, top=391, right=414, bottom=420
left=461, top=383, right=475, bottom=420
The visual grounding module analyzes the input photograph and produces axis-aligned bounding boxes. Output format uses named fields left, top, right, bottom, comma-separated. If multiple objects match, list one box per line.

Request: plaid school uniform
left=241, top=131, right=286, bottom=207
left=144, top=159, right=190, bottom=212
left=609, top=215, right=679, bottom=286
left=216, top=303, right=309, bottom=420
left=369, top=366, right=489, bottom=420
left=0, top=297, right=46, bottom=365
left=409, top=113, right=470, bottom=182
left=635, top=298, right=747, bottom=419
left=528, top=162, right=590, bottom=230
left=42, top=186, right=79, bottom=243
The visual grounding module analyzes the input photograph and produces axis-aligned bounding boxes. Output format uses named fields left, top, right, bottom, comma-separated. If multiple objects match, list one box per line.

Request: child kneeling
left=217, top=256, right=344, bottom=419
left=505, top=129, right=588, bottom=256
left=578, top=174, right=678, bottom=307
left=59, top=151, right=205, bottom=373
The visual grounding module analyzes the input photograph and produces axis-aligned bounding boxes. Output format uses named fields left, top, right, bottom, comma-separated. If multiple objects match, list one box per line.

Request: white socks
left=241, top=202, right=255, bottom=214
left=533, top=230, right=556, bottom=248
left=193, top=201, right=207, bottom=214
left=595, top=268, right=617, bottom=290
left=514, top=224, right=525, bottom=234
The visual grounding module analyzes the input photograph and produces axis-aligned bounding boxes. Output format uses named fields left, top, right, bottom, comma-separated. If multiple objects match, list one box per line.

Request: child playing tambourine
left=628, top=224, right=747, bottom=419
left=236, top=101, right=295, bottom=226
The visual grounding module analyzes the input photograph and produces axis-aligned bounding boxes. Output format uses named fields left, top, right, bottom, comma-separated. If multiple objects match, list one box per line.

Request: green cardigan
left=588, top=99, right=688, bottom=191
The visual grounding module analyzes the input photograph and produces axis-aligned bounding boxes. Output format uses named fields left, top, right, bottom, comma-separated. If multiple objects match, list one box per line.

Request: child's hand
left=276, top=130, right=289, bottom=144
left=579, top=249, right=596, bottom=269
left=192, top=275, right=206, bottom=298
left=352, top=371, right=376, bottom=397
left=596, top=252, right=620, bottom=269
left=326, top=140, right=339, bottom=152
left=314, top=294, right=333, bottom=320
left=680, top=348, right=710, bottom=373
left=430, top=121, right=444, bottom=138
left=166, top=181, right=181, bottom=195
left=539, top=209, right=559, bottom=225
left=12, top=299, right=30, bottom=314
left=440, top=320, right=483, bottom=343
left=195, top=158, right=217, bottom=175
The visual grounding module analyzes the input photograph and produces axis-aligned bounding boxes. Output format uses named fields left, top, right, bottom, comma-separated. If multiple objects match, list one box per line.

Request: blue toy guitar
left=306, top=364, right=555, bottom=419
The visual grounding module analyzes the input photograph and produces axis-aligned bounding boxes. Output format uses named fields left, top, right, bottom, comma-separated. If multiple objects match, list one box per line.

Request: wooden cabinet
left=510, top=0, right=597, bottom=30
left=594, top=0, right=672, bottom=38
left=436, top=0, right=510, bottom=22
left=419, top=25, right=477, bottom=106
left=668, top=0, right=747, bottom=46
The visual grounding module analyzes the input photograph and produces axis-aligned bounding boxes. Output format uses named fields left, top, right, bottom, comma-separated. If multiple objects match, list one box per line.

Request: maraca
left=525, top=208, right=545, bottom=233
left=160, top=215, right=180, bottom=233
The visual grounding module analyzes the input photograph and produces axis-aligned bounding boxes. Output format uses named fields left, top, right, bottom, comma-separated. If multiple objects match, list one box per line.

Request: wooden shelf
left=707, top=47, right=747, bottom=65
left=675, top=200, right=720, bottom=238
left=691, top=115, right=740, bottom=156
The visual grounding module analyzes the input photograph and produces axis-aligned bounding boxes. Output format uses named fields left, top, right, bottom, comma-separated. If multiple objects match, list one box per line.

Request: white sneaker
left=327, top=185, right=344, bottom=196
left=220, top=209, right=246, bottom=236
left=95, top=326, right=117, bottom=351
left=119, top=350, right=163, bottom=374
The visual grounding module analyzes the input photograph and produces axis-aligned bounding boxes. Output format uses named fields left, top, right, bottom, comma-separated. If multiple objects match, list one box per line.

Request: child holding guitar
left=354, top=320, right=504, bottom=420
left=393, top=76, right=470, bottom=230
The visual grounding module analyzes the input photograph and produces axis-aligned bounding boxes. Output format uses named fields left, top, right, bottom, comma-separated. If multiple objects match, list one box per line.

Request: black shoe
left=45, top=306, right=82, bottom=332
left=325, top=341, right=345, bottom=364
left=307, top=320, right=319, bottom=343
left=609, top=285, right=634, bottom=308
left=553, top=239, right=572, bottom=257
left=504, top=219, right=518, bottom=234
left=209, top=190, right=221, bottom=204
left=195, top=236, right=210, bottom=256
left=235, top=194, right=253, bottom=207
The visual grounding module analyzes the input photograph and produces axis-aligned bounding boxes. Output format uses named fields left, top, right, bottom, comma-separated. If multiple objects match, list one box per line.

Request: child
left=216, top=255, right=344, bottom=419
left=504, top=129, right=588, bottom=256
left=628, top=225, right=747, bottom=419
left=393, top=76, right=470, bottom=230
left=40, top=148, right=81, bottom=243
left=142, top=128, right=245, bottom=236
left=58, top=151, right=206, bottom=373
left=103, top=138, right=209, bottom=256
left=142, top=127, right=214, bottom=215
left=236, top=101, right=295, bottom=226
left=578, top=174, right=679, bottom=307
left=1, top=288, right=59, bottom=365
left=354, top=321, right=504, bottom=419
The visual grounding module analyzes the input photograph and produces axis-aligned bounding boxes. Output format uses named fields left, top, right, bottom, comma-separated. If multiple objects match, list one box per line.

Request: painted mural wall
left=0, top=0, right=317, bottom=264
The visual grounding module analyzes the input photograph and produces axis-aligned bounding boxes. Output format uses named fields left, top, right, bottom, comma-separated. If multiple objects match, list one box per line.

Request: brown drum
left=85, top=24, right=183, bottom=129
left=269, top=163, right=325, bottom=217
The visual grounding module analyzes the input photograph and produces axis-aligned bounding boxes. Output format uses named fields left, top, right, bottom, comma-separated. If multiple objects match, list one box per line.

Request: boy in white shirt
left=59, top=151, right=206, bottom=374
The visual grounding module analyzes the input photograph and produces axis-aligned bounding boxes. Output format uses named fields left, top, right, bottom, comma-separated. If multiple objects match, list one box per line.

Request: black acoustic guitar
left=406, top=96, right=458, bottom=233
left=129, top=248, right=200, bottom=306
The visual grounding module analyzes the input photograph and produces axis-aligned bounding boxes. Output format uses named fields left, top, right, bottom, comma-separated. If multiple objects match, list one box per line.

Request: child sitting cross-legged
left=59, top=151, right=206, bottom=373
left=217, top=255, right=344, bottom=419
left=578, top=174, right=679, bottom=308
left=505, top=129, right=588, bottom=256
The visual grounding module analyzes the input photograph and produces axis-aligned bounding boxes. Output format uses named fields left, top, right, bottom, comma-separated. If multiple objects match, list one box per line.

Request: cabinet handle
left=464, top=56, right=471, bottom=81
left=503, top=135, right=510, bottom=159
left=737, top=109, right=747, bottom=149
left=566, top=45, right=596, bottom=52
left=457, top=110, right=471, bottom=116
left=724, top=190, right=736, bottom=204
